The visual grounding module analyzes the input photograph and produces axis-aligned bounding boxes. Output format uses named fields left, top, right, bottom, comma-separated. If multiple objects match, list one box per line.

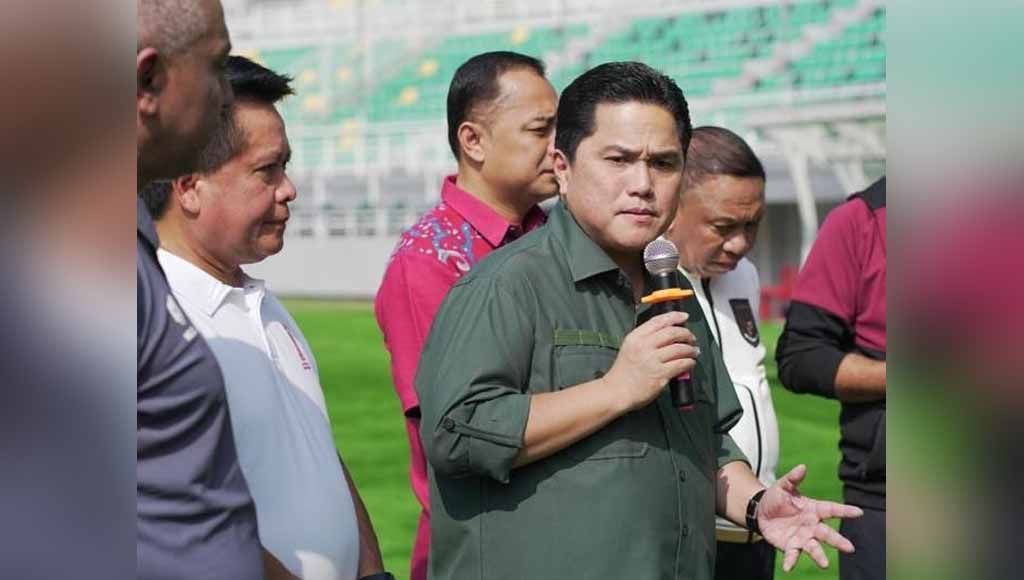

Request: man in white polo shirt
left=664, top=126, right=780, bottom=580
left=140, top=56, right=391, bottom=580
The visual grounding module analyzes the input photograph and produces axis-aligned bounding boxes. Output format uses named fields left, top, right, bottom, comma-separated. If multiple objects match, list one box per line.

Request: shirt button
left=678, top=470, right=686, bottom=482
left=681, top=524, right=690, bottom=537
left=442, top=417, right=456, bottom=431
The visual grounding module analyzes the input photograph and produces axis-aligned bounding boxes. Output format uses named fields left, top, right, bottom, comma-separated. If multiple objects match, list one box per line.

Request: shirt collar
left=138, top=197, right=159, bottom=251
left=547, top=199, right=621, bottom=283
left=440, top=175, right=545, bottom=247
left=677, top=264, right=701, bottom=287
left=156, top=248, right=265, bottom=317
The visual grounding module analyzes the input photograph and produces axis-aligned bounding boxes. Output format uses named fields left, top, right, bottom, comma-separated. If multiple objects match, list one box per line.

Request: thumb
left=780, top=464, right=807, bottom=493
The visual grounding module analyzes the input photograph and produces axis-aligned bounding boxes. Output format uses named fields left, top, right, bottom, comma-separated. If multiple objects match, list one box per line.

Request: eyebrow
left=648, top=151, right=682, bottom=163
left=524, top=114, right=555, bottom=126
left=711, top=211, right=763, bottom=225
left=253, top=145, right=291, bottom=167
left=599, top=145, right=638, bottom=156
left=599, top=145, right=682, bottom=161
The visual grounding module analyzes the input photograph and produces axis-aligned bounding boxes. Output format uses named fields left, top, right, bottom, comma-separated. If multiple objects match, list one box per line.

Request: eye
left=529, top=125, right=552, bottom=138
left=605, top=156, right=626, bottom=165
left=256, top=163, right=284, bottom=181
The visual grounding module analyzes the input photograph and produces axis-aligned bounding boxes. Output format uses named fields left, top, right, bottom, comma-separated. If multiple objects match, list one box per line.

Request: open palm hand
left=758, top=464, right=864, bottom=572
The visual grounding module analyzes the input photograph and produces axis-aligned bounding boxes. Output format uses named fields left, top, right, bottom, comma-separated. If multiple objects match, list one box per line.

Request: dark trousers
left=715, top=539, right=776, bottom=580
left=839, top=507, right=885, bottom=580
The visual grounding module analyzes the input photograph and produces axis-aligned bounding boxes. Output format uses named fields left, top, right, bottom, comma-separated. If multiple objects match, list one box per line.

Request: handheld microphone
left=642, top=238, right=696, bottom=410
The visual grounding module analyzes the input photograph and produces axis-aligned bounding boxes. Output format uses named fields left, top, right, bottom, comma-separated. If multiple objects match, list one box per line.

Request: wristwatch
left=745, top=488, right=767, bottom=536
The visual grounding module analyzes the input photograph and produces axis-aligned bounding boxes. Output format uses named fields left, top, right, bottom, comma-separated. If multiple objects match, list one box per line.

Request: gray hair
left=138, top=0, right=213, bottom=56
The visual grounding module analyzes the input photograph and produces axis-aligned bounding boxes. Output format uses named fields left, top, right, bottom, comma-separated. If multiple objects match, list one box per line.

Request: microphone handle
left=649, top=271, right=696, bottom=409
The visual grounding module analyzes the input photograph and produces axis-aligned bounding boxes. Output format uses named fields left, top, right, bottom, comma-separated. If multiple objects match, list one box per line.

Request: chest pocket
left=552, top=332, right=650, bottom=461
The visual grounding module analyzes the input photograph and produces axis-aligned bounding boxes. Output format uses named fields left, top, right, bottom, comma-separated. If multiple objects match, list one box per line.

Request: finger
left=782, top=548, right=800, bottom=572
left=662, top=356, right=696, bottom=378
left=647, top=326, right=694, bottom=350
left=815, top=500, right=864, bottom=520
left=780, top=464, right=807, bottom=493
left=804, top=538, right=830, bottom=569
left=650, top=325, right=696, bottom=348
left=640, top=311, right=688, bottom=334
left=815, top=522, right=855, bottom=553
left=657, top=343, right=699, bottom=364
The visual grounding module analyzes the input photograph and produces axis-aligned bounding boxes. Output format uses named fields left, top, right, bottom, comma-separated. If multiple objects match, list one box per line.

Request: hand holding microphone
left=600, top=238, right=699, bottom=412
left=641, top=238, right=697, bottom=410
left=602, top=310, right=699, bottom=413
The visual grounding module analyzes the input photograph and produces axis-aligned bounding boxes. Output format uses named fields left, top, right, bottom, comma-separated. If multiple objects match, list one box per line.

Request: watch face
left=729, top=298, right=760, bottom=347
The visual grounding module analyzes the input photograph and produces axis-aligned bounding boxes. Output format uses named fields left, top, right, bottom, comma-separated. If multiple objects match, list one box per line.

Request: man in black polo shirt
left=137, top=1, right=269, bottom=578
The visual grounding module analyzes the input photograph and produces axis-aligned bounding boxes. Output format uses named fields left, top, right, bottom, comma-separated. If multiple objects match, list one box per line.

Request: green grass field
left=286, top=299, right=843, bottom=580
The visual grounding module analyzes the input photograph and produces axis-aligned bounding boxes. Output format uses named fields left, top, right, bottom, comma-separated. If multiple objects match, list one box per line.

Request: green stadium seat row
left=581, top=1, right=856, bottom=99
left=261, top=2, right=885, bottom=141
left=753, top=5, right=886, bottom=93
left=366, top=24, right=588, bottom=122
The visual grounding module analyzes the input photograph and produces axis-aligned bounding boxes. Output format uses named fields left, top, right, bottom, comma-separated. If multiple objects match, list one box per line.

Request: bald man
left=137, top=1, right=266, bottom=579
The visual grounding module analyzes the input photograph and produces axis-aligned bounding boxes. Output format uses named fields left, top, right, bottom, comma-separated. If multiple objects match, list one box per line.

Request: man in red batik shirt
left=374, top=51, right=558, bottom=580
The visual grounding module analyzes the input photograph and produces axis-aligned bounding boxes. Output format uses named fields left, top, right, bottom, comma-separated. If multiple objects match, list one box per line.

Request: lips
left=619, top=207, right=657, bottom=217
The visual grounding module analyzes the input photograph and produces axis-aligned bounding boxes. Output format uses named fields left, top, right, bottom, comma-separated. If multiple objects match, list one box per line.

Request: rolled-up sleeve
left=416, top=276, right=534, bottom=484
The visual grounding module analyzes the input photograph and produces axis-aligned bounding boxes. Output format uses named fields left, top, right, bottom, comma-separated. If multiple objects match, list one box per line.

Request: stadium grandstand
left=226, top=0, right=886, bottom=304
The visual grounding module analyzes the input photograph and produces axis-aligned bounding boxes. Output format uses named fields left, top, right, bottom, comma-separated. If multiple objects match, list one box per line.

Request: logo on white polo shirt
left=729, top=298, right=759, bottom=347
left=284, top=327, right=313, bottom=371
left=165, top=295, right=197, bottom=342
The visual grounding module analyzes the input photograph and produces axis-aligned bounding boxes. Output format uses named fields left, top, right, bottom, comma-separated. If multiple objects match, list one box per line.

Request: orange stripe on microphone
left=640, top=288, right=694, bottom=304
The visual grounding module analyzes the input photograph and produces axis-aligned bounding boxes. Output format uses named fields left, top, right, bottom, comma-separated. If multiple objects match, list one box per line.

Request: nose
left=277, top=173, right=297, bottom=203
left=723, top=230, right=753, bottom=258
left=626, top=162, right=654, bottom=198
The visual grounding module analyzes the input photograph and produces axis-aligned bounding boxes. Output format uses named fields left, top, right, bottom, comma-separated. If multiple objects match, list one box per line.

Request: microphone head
left=644, top=238, right=680, bottom=275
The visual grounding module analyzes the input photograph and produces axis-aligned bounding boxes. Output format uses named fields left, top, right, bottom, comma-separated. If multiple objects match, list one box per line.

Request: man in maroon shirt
left=374, top=51, right=557, bottom=580
left=776, top=176, right=886, bottom=580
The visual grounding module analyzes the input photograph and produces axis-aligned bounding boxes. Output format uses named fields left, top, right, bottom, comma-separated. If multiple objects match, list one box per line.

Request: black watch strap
left=358, top=573, right=395, bottom=580
left=745, top=489, right=767, bottom=535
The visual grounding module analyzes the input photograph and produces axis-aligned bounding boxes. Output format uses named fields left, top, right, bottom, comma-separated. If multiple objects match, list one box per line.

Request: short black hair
left=197, top=55, right=295, bottom=173
left=446, top=51, right=546, bottom=159
left=142, top=56, right=294, bottom=219
left=555, top=62, right=692, bottom=163
left=683, top=126, right=765, bottom=191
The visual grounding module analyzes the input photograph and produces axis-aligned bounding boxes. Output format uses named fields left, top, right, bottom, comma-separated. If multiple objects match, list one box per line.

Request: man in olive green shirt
left=417, top=62, right=862, bottom=580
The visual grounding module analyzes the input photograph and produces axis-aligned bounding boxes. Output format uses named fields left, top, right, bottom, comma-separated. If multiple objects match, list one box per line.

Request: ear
left=173, top=173, right=203, bottom=216
left=552, top=149, right=571, bottom=194
left=137, top=47, right=164, bottom=118
left=457, top=121, right=487, bottom=164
